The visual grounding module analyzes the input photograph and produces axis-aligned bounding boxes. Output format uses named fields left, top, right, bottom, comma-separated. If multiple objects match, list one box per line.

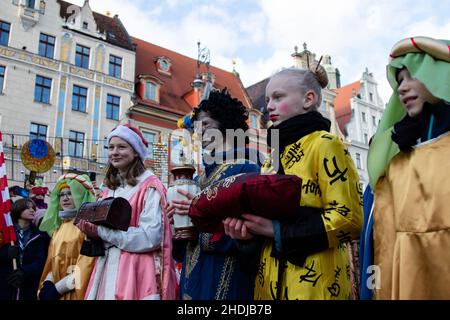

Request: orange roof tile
left=132, top=37, right=252, bottom=116
left=334, top=80, right=361, bottom=136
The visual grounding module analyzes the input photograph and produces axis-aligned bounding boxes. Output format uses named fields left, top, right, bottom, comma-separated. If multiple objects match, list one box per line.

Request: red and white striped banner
left=0, top=131, right=16, bottom=245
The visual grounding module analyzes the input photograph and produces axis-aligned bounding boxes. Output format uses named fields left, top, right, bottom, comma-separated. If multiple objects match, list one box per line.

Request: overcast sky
left=71, top=0, right=449, bottom=104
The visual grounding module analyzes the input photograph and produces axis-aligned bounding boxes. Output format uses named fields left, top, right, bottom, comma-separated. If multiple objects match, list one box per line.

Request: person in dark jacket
left=0, top=198, right=48, bottom=300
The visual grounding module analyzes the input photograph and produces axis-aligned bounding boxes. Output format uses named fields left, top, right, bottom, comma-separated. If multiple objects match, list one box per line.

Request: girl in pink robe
left=77, top=124, right=177, bottom=300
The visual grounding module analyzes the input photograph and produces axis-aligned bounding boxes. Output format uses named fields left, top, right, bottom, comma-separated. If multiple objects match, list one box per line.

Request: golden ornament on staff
left=20, top=139, right=56, bottom=184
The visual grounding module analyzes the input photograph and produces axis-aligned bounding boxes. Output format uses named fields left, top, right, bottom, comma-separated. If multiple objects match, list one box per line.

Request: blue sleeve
left=238, top=163, right=260, bottom=174
left=273, top=220, right=282, bottom=252
left=359, top=185, right=375, bottom=300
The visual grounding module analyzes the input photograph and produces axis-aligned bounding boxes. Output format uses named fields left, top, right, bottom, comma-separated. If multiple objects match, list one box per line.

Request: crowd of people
left=0, top=36, right=449, bottom=300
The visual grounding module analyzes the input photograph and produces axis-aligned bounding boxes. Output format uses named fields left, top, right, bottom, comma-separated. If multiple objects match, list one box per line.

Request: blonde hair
left=274, top=64, right=328, bottom=108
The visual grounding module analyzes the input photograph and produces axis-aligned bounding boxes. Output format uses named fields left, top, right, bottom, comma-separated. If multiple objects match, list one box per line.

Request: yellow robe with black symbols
left=255, top=130, right=363, bottom=300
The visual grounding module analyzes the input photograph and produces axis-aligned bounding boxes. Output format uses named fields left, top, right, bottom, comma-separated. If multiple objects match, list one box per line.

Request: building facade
left=334, top=68, right=385, bottom=187
left=0, top=0, right=135, bottom=188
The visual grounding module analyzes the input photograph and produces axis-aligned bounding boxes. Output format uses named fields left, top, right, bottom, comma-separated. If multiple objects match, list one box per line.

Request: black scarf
left=392, top=102, right=450, bottom=151
left=267, top=111, right=331, bottom=150
left=267, top=111, right=331, bottom=174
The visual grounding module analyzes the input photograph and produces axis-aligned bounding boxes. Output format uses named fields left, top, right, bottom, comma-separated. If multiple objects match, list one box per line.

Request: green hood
left=368, top=39, right=450, bottom=188
left=39, top=174, right=96, bottom=236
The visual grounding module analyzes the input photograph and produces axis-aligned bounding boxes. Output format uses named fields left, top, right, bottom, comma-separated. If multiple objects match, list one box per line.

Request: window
left=0, top=21, right=10, bottom=46
left=144, top=82, right=157, bottom=101
left=157, top=57, right=171, bottom=74
left=109, top=55, right=122, bottom=78
left=0, top=65, right=5, bottom=94
left=106, top=94, right=120, bottom=120
left=68, top=130, right=84, bottom=157
left=34, top=75, right=52, bottom=103
left=364, top=133, right=368, bottom=144
left=362, top=112, right=366, bottom=122
left=159, top=59, right=170, bottom=72
left=72, top=85, right=87, bottom=112
left=142, top=131, right=156, bottom=160
left=250, top=114, right=258, bottom=129
left=372, top=115, right=376, bottom=126
left=356, top=153, right=361, bottom=169
left=25, top=0, right=35, bottom=8
left=75, top=44, right=90, bottom=69
left=38, top=33, right=55, bottom=59
left=30, top=123, right=47, bottom=140
left=369, top=92, right=373, bottom=102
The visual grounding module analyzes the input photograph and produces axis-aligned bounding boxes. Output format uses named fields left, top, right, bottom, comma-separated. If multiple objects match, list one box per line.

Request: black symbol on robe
left=324, top=200, right=351, bottom=217
left=299, top=260, right=322, bottom=287
left=269, top=281, right=290, bottom=300
left=257, top=258, right=266, bottom=287
left=356, top=182, right=363, bottom=206
left=321, top=134, right=333, bottom=140
left=322, top=210, right=332, bottom=222
left=283, top=142, right=304, bottom=169
left=334, top=266, right=342, bottom=280
left=328, top=282, right=341, bottom=297
left=323, top=156, right=348, bottom=185
left=302, top=179, right=322, bottom=196
left=337, top=230, right=352, bottom=244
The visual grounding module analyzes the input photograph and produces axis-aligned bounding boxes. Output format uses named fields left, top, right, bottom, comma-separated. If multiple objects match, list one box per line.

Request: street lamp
left=193, top=41, right=213, bottom=101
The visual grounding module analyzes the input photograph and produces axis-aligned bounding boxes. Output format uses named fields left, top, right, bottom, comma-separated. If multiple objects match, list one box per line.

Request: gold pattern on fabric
left=198, top=163, right=233, bottom=189
left=184, top=241, right=200, bottom=280
left=215, top=256, right=236, bottom=300
left=255, top=130, right=363, bottom=300
left=200, top=232, right=215, bottom=252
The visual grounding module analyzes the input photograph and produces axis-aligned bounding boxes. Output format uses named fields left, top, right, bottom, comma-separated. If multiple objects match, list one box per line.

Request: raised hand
left=170, top=189, right=194, bottom=216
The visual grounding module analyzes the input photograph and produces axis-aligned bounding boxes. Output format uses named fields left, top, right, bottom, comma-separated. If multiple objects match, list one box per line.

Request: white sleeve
left=97, top=188, right=162, bottom=253
left=55, top=274, right=75, bottom=295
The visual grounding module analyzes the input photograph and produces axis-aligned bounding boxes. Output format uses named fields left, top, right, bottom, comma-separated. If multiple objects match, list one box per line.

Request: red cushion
left=189, top=173, right=302, bottom=233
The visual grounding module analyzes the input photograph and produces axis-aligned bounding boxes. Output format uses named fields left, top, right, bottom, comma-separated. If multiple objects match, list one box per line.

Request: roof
left=334, top=80, right=361, bottom=136
left=246, top=78, right=270, bottom=123
left=132, top=37, right=253, bottom=115
left=57, top=0, right=134, bottom=51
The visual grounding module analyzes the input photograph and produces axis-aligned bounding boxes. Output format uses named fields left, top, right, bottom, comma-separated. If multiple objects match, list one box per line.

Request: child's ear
left=303, top=90, right=318, bottom=111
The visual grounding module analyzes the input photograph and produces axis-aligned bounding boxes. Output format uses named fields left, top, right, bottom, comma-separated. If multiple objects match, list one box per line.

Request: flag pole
left=11, top=241, right=17, bottom=270
left=0, top=130, right=18, bottom=270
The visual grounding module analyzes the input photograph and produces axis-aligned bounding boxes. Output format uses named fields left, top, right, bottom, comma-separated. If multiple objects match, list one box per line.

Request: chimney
left=291, top=43, right=315, bottom=69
